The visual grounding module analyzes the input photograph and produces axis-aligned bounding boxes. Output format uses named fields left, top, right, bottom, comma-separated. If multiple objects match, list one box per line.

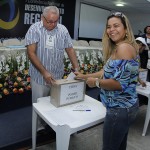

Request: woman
left=75, top=12, right=139, bottom=150
left=136, top=37, right=147, bottom=87
left=142, top=25, right=150, bottom=81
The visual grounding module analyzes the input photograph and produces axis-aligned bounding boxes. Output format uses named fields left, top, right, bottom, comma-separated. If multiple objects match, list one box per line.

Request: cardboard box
left=50, top=79, right=86, bottom=107
left=139, top=68, right=148, bottom=82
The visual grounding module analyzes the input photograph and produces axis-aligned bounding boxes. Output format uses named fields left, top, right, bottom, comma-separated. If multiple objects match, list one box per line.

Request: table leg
left=32, top=109, right=38, bottom=149
left=56, top=125, right=71, bottom=150
left=142, top=97, right=150, bottom=136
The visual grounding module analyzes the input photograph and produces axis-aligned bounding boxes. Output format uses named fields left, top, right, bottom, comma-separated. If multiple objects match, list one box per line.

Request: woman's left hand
left=86, top=77, right=96, bottom=88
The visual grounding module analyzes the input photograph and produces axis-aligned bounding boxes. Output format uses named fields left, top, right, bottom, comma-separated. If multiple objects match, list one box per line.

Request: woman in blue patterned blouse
left=75, top=12, right=139, bottom=150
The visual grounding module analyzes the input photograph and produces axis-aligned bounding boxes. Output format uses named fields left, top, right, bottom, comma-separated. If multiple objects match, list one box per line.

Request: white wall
left=74, top=0, right=111, bottom=39
left=78, top=3, right=110, bottom=39
left=74, top=0, right=150, bottom=39
left=126, top=12, right=150, bottom=36
left=74, top=0, right=80, bottom=39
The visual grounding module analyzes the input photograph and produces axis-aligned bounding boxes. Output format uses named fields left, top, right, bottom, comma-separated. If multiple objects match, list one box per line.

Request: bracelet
left=74, top=68, right=79, bottom=72
left=71, top=68, right=79, bottom=72
left=95, top=78, right=101, bottom=88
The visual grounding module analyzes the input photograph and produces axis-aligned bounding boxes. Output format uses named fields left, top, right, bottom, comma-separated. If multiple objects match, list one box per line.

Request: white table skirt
left=32, top=95, right=106, bottom=150
left=136, top=82, right=150, bottom=136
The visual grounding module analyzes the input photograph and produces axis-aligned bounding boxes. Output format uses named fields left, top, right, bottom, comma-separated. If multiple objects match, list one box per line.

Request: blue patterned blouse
left=100, top=56, right=139, bottom=108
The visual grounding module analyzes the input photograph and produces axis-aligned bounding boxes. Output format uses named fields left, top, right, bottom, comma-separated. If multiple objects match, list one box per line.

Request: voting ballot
left=50, top=79, right=86, bottom=107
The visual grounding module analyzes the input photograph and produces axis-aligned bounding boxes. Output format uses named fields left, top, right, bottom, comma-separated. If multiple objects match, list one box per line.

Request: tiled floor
left=29, top=105, right=150, bottom=150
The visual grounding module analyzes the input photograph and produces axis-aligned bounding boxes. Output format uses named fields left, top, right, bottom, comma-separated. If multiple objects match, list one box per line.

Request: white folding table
left=32, top=95, right=106, bottom=150
left=136, top=82, right=150, bottom=136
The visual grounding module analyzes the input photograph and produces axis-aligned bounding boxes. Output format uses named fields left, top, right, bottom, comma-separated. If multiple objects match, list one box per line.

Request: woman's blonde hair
left=102, top=12, right=138, bottom=63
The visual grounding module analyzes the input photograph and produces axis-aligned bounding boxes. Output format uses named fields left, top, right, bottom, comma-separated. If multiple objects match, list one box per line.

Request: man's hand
left=74, top=72, right=86, bottom=80
left=43, top=71, right=56, bottom=85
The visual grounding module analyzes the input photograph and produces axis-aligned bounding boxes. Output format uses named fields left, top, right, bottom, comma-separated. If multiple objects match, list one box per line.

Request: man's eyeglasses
left=43, top=15, right=58, bottom=24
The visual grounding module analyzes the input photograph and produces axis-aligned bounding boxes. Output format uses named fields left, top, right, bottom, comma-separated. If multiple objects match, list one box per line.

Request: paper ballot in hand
left=67, top=72, right=76, bottom=80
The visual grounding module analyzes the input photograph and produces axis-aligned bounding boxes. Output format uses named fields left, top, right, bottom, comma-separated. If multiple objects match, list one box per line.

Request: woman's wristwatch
left=95, top=78, right=101, bottom=88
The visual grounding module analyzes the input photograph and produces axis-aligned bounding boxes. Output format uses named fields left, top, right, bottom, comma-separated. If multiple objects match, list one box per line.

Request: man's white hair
left=43, top=6, right=59, bottom=16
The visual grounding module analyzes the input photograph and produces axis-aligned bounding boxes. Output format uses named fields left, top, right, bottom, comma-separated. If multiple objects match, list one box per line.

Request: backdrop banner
left=0, top=0, right=75, bottom=39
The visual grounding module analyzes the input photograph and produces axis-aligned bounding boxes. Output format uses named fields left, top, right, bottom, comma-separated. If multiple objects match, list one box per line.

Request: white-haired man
left=25, top=6, right=79, bottom=130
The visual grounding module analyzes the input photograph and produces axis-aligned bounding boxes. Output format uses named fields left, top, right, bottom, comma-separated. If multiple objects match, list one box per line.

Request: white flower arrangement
left=0, top=48, right=103, bottom=97
left=0, top=52, right=30, bottom=98
left=64, top=49, right=103, bottom=76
